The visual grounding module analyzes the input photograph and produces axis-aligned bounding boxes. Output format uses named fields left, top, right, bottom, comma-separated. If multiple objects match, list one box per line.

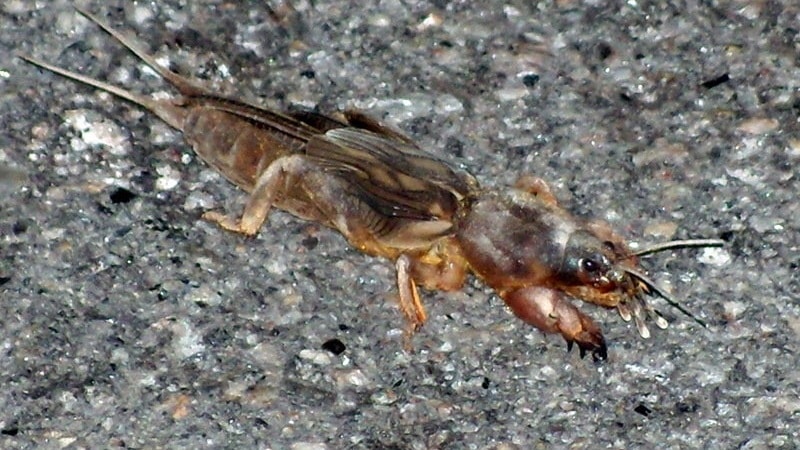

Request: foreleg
left=501, top=286, right=607, bottom=360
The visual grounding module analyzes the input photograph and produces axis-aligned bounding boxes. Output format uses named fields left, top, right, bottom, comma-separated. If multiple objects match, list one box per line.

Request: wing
left=304, top=126, right=479, bottom=224
left=184, top=98, right=479, bottom=224
left=186, top=98, right=480, bottom=242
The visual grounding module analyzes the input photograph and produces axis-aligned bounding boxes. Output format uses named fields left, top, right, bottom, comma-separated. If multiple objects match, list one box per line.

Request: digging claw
left=502, top=286, right=608, bottom=361
left=566, top=333, right=607, bottom=361
left=573, top=340, right=607, bottom=361
left=587, top=340, right=608, bottom=361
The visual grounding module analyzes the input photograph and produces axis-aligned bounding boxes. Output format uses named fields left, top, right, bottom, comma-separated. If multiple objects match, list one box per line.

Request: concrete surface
left=1, top=0, right=797, bottom=448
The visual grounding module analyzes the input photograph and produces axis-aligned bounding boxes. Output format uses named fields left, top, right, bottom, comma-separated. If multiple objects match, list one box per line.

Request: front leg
left=501, top=286, right=607, bottom=360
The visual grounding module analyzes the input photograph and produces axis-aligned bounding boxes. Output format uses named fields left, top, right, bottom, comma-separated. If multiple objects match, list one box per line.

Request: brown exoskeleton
left=22, top=8, right=723, bottom=360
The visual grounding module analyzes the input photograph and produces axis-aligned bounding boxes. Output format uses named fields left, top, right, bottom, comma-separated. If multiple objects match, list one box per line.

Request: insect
left=22, top=8, right=723, bottom=360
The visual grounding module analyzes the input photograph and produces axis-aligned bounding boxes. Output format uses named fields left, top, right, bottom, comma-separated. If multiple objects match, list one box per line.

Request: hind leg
left=202, top=155, right=311, bottom=236
left=204, top=153, right=458, bottom=341
left=204, top=153, right=397, bottom=255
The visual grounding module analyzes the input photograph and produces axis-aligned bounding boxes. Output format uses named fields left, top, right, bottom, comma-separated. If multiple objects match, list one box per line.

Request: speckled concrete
left=1, top=1, right=797, bottom=449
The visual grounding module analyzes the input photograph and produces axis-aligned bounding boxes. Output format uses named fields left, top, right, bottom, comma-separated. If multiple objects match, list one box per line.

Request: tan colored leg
left=514, top=175, right=558, bottom=206
left=408, top=240, right=469, bottom=293
left=396, top=254, right=429, bottom=351
left=202, top=155, right=309, bottom=236
left=396, top=254, right=427, bottom=329
left=204, top=153, right=442, bottom=349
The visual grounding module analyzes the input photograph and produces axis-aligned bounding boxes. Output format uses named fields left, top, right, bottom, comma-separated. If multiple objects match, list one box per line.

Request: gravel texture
left=1, top=1, right=798, bottom=449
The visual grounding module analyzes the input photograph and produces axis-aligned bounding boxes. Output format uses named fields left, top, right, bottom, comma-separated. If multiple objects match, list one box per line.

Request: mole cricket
left=21, top=7, right=724, bottom=360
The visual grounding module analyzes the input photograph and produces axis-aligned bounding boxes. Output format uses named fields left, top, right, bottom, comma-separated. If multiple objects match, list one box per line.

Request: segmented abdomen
left=183, top=107, right=303, bottom=191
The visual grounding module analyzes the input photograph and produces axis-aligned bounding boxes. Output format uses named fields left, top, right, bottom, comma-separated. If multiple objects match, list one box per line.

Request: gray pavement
left=1, top=1, right=797, bottom=448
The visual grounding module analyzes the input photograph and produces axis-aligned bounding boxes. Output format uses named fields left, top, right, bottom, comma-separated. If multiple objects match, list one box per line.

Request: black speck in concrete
left=701, top=73, right=730, bottom=89
left=12, top=220, right=27, bottom=234
left=321, top=338, right=346, bottom=355
left=522, top=73, right=540, bottom=88
left=634, top=404, right=652, bottom=417
left=110, top=187, right=137, bottom=204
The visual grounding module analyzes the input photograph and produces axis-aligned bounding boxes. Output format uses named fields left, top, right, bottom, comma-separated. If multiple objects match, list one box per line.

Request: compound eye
left=580, top=258, right=601, bottom=274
